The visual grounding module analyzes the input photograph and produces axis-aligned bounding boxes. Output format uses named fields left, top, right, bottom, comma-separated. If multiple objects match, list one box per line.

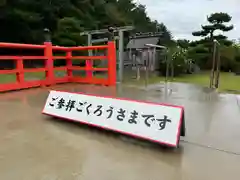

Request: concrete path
left=0, top=83, right=240, bottom=180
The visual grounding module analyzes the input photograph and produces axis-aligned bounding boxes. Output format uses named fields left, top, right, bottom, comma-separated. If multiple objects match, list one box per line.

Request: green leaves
left=192, top=30, right=209, bottom=37
left=193, top=12, right=234, bottom=41
left=176, top=39, right=190, bottom=49
left=190, top=12, right=235, bottom=69
left=207, top=12, right=232, bottom=24
left=53, top=17, right=83, bottom=46
left=0, top=0, right=172, bottom=47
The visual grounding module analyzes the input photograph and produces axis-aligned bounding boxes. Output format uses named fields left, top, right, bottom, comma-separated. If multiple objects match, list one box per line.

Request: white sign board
left=42, top=90, right=184, bottom=147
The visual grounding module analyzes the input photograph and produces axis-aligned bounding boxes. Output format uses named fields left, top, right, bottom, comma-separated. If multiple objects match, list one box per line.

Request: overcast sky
left=134, top=0, right=240, bottom=41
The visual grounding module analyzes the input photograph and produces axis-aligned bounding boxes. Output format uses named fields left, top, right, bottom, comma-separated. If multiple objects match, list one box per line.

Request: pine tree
left=192, top=12, right=233, bottom=45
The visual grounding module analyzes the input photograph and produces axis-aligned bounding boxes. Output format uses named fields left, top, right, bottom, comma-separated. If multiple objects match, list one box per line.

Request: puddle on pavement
left=0, top=83, right=240, bottom=180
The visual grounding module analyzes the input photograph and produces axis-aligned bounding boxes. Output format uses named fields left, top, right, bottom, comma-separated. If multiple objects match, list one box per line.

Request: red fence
left=0, top=41, right=116, bottom=92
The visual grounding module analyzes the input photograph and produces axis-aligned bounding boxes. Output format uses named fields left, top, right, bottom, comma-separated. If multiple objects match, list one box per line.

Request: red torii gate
left=0, top=41, right=116, bottom=92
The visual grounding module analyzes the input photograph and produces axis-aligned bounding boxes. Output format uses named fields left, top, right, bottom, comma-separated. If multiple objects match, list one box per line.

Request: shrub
left=158, top=47, right=188, bottom=76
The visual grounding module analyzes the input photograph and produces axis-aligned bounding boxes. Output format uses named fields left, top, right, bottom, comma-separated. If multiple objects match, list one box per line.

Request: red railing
left=0, top=41, right=116, bottom=92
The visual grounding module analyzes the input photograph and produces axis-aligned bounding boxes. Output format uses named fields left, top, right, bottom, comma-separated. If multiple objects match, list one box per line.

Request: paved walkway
left=0, top=83, right=240, bottom=180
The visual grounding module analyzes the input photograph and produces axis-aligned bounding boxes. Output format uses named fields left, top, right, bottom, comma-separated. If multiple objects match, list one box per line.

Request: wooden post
left=210, top=41, right=217, bottom=88
left=44, top=42, right=54, bottom=85
left=86, top=59, right=93, bottom=81
left=107, top=41, right=117, bottom=86
left=118, top=30, right=124, bottom=82
left=215, top=44, right=221, bottom=88
left=165, top=50, right=169, bottom=82
left=171, top=57, right=174, bottom=79
left=66, top=51, right=73, bottom=81
left=87, top=34, right=93, bottom=78
left=145, top=48, right=150, bottom=88
left=16, top=57, right=24, bottom=84
left=86, top=34, right=93, bottom=81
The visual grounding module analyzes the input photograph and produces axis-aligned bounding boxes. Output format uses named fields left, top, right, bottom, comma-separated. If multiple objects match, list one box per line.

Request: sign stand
left=180, top=113, right=186, bottom=137
left=42, top=90, right=186, bottom=148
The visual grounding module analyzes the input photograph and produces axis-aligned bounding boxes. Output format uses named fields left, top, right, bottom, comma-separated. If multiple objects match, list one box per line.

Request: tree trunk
left=207, top=32, right=213, bottom=67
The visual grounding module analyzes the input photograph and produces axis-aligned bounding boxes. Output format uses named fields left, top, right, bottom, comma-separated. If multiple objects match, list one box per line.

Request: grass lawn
left=122, top=71, right=240, bottom=93
left=0, top=71, right=239, bottom=93
left=0, top=70, right=66, bottom=84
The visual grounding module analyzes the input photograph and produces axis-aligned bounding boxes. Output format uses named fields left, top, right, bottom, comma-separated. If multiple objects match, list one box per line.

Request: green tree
left=157, top=23, right=173, bottom=46
left=53, top=17, right=83, bottom=46
left=0, top=0, right=175, bottom=69
left=176, top=39, right=190, bottom=49
left=0, top=0, right=173, bottom=47
left=191, top=12, right=234, bottom=69
left=192, top=12, right=233, bottom=44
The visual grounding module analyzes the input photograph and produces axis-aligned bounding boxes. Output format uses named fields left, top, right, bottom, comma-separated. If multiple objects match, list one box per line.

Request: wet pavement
left=0, top=83, right=240, bottom=180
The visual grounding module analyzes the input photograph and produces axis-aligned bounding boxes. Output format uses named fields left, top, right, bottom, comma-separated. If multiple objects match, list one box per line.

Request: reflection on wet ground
left=0, top=83, right=240, bottom=180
